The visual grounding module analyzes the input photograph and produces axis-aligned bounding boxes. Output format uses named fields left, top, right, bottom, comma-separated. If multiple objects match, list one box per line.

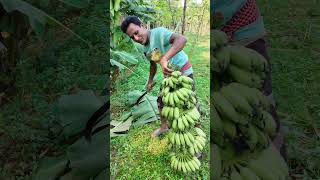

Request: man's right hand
left=160, top=57, right=173, bottom=76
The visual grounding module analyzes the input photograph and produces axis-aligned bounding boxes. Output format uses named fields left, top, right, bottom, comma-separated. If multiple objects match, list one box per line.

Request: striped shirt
left=212, top=0, right=266, bottom=41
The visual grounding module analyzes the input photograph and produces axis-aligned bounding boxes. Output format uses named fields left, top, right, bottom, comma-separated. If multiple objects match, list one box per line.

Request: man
left=212, top=0, right=286, bottom=158
left=120, top=16, right=195, bottom=137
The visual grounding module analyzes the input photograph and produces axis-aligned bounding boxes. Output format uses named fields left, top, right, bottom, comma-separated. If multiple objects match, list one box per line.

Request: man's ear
left=141, top=23, right=149, bottom=30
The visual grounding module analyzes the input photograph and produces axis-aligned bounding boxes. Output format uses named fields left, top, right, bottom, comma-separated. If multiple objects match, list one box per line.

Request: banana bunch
left=211, top=30, right=289, bottom=180
left=211, top=30, right=268, bottom=90
left=212, top=83, right=275, bottom=151
left=168, top=128, right=206, bottom=155
left=161, top=71, right=207, bottom=173
left=170, top=152, right=201, bottom=173
left=218, top=143, right=289, bottom=180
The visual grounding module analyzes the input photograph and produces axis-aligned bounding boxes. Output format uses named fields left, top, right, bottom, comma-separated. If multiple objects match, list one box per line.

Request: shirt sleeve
left=156, top=27, right=173, bottom=47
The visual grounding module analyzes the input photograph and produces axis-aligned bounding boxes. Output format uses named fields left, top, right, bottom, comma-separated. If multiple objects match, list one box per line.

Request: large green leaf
left=0, top=0, right=89, bottom=45
left=58, top=0, right=89, bottom=8
left=110, top=116, right=132, bottom=133
left=0, top=0, right=47, bottom=24
left=58, top=90, right=104, bottom=138
left=111, top=50, right=139, bottom=64
left=127, top=90, right=158, bottom=106
left=32, top=154, right=69, bottom=180
left=67, top=130, right=108, bottom=180
left=110, top=59, right=125, bottom=70
left=131, top=95, right=159, bottom=126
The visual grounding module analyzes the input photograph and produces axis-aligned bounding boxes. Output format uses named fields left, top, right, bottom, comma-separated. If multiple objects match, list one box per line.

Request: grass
left=110, top=33, right=211, bottom=179
left=257, top=0, right=320, bottom=178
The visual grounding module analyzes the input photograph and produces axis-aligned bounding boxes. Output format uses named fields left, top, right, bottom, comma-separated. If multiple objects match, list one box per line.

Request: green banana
left=248, top=48, right=268, bottom=72
left=181, top=76, right=193, bottom=84
left=172, top=71, right=182, bottom=78
left=179, top=133, right=186, bottom=147
left=212, top=144, right=222, bottom=179
left=182, top=116, right=190, bottom=128
left=177, top=118, right=184, bottom=131
left=173, top=92, right=180, bottom=105
left=212, top=29, right=228, bottom=47
left=227, top=65, right=263, bottom=89
left=175, top=133, right=181, bottom=147
left=255, top=127, right=269, bottom=148
left=195, top=127, right=206, bottom=138
left=174, top=107, right=179, bottom=119
left=169, top=93, right=175, bottom=106
left=182, top=82, right=193, bottom=90
left=168, top=107, right=174, bottom=120
left=220, top=85, right=253, bottom=116
left=184, top=133, right=192, bottom=147
left=172, top=119, right=177, bottom=130
left=191, top=159, right=199, bottom=170
left=211, top=106, right=225, bottom=146
left=262, top=110, right=276, bottom=137
left=168, top=78, right=174, bottom=88
left=228, top=83, right=260, bottom=106
left=176, top=89, right=187, bottom=101
left=213, top=92, right=240, bottom=123
left=222, top=119, right=237, bottom=139
left=187, top=132, right=195, bottom=142
left=214, top=46, right=231, bottom=72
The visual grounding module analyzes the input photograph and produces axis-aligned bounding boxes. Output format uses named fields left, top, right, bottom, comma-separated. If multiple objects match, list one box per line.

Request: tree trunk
left=188, top=2, right=207, bottom=60
left=181, top=0, right=187, bottom=35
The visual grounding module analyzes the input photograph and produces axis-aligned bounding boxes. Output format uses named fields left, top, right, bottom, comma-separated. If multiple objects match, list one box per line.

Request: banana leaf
left=130, top=91, right=159, bottom=126
left=111, top=49, right=139, bottom=64
left=67, top=129, right=108, bottom=180
left=110, top=116, right=132, bottom=133
left=32, top=154, right=69, bottom=180
left=0, top=0, right=89, bottom=44
left=57, top=90, right=104, bottom=138
left=127, top=90, right=157, bottom=106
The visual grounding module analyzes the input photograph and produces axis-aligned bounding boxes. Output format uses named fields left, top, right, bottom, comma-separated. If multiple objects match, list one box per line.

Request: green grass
left=257, top=0, right=320, bottom=178
left=110, top=33, right=211, bottom=179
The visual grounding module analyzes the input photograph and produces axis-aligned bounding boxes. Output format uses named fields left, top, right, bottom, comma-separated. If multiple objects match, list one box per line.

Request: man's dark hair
left=120, top=16, right=142, bottom=33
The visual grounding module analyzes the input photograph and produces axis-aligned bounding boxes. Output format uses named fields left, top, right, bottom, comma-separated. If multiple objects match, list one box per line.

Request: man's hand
left=160, top=57, right=173, bottom=76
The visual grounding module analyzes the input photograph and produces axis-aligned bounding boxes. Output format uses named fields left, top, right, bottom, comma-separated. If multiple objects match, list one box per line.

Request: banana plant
left=0, top=0, right=90, bottom=93
left=109, top=0, right=157, bottom=84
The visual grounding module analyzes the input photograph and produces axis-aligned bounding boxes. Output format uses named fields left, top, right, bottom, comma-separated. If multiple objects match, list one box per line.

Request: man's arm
left=160, top=33, right=187, bottom=75
left=147, top=61, right=157, bottom=92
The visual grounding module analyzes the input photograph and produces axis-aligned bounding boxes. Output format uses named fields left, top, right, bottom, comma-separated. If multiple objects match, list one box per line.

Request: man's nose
left=133, top=35, right=139, bottom=41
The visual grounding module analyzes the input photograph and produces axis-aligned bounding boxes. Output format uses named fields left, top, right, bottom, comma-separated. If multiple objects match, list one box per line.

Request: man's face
left=126, top=23, right=148, bottom=45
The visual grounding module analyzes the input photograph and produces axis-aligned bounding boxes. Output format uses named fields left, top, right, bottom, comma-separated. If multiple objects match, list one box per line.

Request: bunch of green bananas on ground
left=161, top=71, right=207, bottom=173
left=211, top=30, right=289, bottom=179
left=211, top=30, right=268, bottom=90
